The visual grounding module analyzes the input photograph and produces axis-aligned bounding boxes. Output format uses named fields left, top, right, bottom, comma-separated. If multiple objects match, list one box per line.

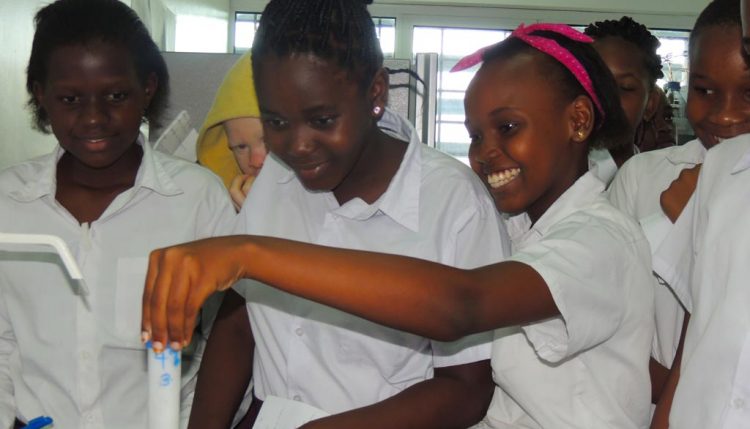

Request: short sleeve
left=511, top=217, right=630, bottom=363
left=607, top=159, right=638, bottom=217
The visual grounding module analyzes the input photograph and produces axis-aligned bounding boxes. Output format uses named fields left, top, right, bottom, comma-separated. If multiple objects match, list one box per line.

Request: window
left=174, top=15, right=228, bottom=53
left=413, top=27, right=510, bottom=164
left=234, top=12, right=261, bottom=53
left=233, top=13, right=396, bottom=56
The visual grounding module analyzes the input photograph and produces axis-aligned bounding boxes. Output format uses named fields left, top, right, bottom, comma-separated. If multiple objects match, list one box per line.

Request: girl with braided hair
left=585, top=17, right=665, bottom=161
left=184, top=0, right=508, bottom=427
left=143, top=21, right=655, bottom=429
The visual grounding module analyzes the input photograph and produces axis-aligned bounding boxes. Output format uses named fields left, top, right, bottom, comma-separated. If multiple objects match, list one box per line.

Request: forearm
left=650, top=314, right=689, bottom=428
left=242, top=236, right=557, bottom=341
left=188, top=290, right=254, bottom=429
left=302, top=361, right=493, bottom=429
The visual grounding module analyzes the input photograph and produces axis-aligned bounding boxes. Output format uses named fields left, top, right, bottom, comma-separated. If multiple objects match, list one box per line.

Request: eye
left=692, top=85, right=715, bottom=96
left=498, top=122, right=518, bottom=135
left=262, top=117, right=288, bottom=129
left=230, top=143, right=249, bottom=152
left=310, top=116, right=336, bottom=128
left=619, top=85, right=636, bottom=92
left=59, top=95, right=79, bottom=105
left=107, top=91, right=128, bottom=102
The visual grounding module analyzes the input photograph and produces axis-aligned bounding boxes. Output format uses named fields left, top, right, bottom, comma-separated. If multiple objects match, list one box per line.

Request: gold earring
left=576, top=130, right=586, bottom=139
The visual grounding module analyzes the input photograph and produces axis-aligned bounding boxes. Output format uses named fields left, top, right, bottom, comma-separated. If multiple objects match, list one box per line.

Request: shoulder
left=152, top=151, right=228, bottom=196
left=419, top=145, right=487, bottom=197
left=0, top=152, right=55, bottom=194
left=558, top=196, right=648, bottom=249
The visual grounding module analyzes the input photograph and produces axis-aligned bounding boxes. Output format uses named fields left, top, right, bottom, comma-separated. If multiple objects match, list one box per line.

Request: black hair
left=250, top=0, right=383, bottom=90
left=481, top=31, right=630, bottom=152
left=26, top=0, right=169, bottom=132
left=689, top=0, right=741, bottom=54
left=584, top=16, right=663, bottom=87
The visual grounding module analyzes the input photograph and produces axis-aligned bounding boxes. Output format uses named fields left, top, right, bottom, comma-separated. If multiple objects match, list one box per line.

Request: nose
left=708, top=94, right=749, bottom=127
left=79, top=97, right=108, bottom=128
left=468, top=137, right=501, bottom=168
left=285, top=125, right=316, bottom=158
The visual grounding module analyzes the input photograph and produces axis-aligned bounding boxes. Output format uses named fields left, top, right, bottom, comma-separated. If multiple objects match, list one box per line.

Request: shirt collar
left=276, top=108, right=421, bottom=231
left=506, top=172, right=605, bottom=247
left=664, top=139, right=706, bottom=166
left=8, top=134, right=182, bottom=203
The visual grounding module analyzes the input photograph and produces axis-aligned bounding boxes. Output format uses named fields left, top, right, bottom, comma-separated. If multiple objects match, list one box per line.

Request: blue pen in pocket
left=23, top=416, right=53, bottom=429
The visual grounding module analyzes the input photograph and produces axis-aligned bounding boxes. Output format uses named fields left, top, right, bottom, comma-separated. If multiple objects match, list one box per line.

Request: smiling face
left=254, top=53, right=382, bottom=192
left=465, top=53, right=590, bottom=222
left=687, top=25, right=750, bottom=149
left=33, top=40, right=155, bottom=169
left=593, top=36, right=653, bottom=134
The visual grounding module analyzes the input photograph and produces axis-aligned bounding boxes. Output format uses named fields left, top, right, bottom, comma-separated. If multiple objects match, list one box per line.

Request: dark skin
left=593, top=36, right=659, bottom=167
left=32, top=41, right=156, bottom=224
left=186, top=54, right=493, bottom=429
left=143, top=54, right=595, bottom=350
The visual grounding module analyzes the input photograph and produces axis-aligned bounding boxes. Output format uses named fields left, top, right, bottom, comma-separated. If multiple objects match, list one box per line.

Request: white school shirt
left=233, top=108, right=510, bottom=414
left=478, top=172, right=654, bottom=429
left=652, top=133, right=750, bottom=429
left=0, top=138, right=235, bottom=429
left=588, top=148, right=619, bottom=186
left=608, top=140, right=705, bottom=367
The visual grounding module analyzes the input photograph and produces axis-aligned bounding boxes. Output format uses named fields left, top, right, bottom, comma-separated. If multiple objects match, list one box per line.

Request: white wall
left=0, top=0, right=57, bottom=171
left=375, top=0, right=708, bottom=15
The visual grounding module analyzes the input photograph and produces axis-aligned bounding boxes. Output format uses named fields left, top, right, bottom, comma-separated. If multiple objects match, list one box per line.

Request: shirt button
left=295, top=327, right=303, bottom=336
left=293, top=395, right=302, bottom=401
left=733, top=398, right=746, bottom=409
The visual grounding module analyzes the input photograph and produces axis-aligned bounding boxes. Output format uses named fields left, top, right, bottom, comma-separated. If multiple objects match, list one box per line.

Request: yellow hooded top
left=196, top=52, right=260, bottom=188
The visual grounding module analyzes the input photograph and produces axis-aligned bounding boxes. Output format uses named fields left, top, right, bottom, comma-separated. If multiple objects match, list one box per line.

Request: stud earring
left=576, top=130, right=586, bottom=139
left=373, top=106, right=382, bottom=115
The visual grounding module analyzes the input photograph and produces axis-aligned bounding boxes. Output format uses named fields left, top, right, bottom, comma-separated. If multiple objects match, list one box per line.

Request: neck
left=57, top=144, right=143, bottom=190
left=333, top=127, right=408, bottom=205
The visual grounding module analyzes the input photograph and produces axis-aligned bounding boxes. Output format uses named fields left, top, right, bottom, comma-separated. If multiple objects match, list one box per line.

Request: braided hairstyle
left=482, top=31, right=630, bottom=152
left=26, top=0, right=169, bottom=132
left=689, top=0, right=740, bottom=54
left=584, top=16, right=663, bottom=87
left=251, top=0, right=383, bottom=90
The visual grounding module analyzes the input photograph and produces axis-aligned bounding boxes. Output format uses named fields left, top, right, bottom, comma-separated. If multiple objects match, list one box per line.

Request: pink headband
left=451, top=23, right=605, bottom=119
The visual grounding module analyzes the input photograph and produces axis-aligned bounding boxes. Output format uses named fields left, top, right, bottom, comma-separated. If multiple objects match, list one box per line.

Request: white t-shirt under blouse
left=479, top=172, right=654, bottom=429
left=0, top=139, right=235, bottom=429
left=608, top=140, right=705, bottom=367
left=653, top=133, right=750, bottom=428
left=233, top=109, right=510, bottom=415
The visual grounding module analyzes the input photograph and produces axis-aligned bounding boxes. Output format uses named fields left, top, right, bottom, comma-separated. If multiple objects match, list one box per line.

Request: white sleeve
left=511, top=216, right=634, bottom=363
left=0, top=275, right=16, bottom=429
left=639, top=211, right=674, bottom=254
left=431, top=197, right=509, bottom=367
left=607, top=160, right=637, bottom=217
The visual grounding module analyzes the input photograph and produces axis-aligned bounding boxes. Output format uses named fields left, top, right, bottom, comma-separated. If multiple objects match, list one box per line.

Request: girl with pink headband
left=142, top=23, right=654, bottom=428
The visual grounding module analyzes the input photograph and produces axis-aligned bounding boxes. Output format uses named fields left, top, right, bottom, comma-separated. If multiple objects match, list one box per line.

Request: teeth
left=487, top=168, right=520, bottom=189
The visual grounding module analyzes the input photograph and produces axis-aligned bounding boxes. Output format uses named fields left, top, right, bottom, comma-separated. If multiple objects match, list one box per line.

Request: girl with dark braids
left=584, top=17, right=664, bottom=173
left=184, top=0, right=507, bottom=428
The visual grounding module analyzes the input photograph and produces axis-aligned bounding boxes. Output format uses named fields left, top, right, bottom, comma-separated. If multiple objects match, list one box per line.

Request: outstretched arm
left=142, top=235, right=558, bottom=350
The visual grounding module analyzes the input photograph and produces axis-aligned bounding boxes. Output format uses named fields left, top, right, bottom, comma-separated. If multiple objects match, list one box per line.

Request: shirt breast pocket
left=115, top=257, right=148, bottom=344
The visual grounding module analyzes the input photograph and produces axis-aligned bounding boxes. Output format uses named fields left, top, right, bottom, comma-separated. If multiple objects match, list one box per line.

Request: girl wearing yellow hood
left=196, top=52, right=267, bottom=210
